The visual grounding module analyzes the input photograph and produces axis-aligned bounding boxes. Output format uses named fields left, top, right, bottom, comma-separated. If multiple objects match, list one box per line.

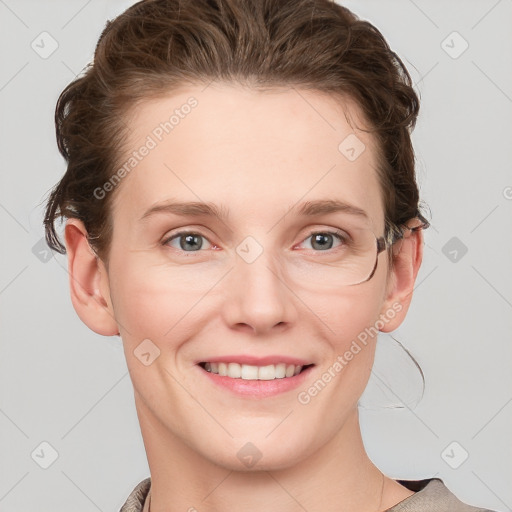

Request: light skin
left=65, top=83, right=423, bottom=512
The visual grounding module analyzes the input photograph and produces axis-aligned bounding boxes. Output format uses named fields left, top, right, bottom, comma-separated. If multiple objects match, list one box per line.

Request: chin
left=193, top=430, right=318, bottom=473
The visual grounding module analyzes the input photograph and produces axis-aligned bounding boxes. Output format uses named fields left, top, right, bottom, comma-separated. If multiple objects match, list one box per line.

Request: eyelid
left=162, top=229, right=215, bottom=251
left=161, top=226, right=349, bottom=252
left=295, top=229, right=347, bottom=250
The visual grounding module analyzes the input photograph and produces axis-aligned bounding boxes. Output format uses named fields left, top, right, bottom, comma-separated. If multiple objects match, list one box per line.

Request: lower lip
left=198, top=365, right=314, bottom=398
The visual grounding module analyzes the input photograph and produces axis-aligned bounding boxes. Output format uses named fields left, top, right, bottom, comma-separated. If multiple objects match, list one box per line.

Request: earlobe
left=64, top=219, right=119, bottom=336
left=379, top=226, right=424, bottom=332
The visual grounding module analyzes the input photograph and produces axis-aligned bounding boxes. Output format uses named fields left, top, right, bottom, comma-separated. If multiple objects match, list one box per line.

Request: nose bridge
left=222, top=236, right=296, bottom=333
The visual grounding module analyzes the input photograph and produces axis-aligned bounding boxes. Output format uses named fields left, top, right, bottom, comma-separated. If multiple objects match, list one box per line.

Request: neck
left=136, top=394, right=391, bottom=512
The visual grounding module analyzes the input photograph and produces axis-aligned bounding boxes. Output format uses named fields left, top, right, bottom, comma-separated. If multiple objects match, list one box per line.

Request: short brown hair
left=44, top=0, right=428, bottom=260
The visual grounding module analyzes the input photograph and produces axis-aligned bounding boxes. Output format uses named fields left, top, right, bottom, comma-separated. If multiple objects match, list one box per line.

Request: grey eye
left=302, top=232, right=343, bottom=251
left=165, top=233, right=212, bottom=251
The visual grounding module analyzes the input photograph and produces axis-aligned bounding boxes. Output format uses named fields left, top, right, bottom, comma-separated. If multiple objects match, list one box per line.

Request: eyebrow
left=296, top=199, right=368, bottom=219
left=139, top=198, right=368, bottom=222
left=140, top=200, right=229, bottom=222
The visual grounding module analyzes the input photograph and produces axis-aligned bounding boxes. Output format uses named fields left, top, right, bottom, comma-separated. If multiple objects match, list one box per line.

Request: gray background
left=1, top=0, right=511, bottom=510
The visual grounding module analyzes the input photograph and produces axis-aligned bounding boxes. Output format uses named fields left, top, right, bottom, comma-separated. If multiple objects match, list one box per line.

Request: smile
left=200, top=362, right=313, bottom=380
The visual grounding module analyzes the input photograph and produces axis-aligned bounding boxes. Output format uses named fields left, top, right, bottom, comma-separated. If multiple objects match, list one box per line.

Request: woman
left=44, top=0, right=496, bottom=510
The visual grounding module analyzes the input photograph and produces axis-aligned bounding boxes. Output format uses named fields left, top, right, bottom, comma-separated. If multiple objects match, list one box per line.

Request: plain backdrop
left=0, top=1, right=511, bottom=511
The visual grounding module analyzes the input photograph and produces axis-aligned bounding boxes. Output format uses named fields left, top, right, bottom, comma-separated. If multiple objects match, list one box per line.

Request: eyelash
left=161, top=229, right=348, bottom=253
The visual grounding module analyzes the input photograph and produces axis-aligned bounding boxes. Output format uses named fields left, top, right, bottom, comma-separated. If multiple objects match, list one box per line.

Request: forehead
left=111, top=83, right=385, bottom=231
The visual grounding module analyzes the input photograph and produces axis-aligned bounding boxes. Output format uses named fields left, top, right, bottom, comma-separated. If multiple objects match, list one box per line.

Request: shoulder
left=119, top=477, right=151, bottom=512
left=387, top=478, right=497, bottom=512
left=119, top=477, right=498, bottom=512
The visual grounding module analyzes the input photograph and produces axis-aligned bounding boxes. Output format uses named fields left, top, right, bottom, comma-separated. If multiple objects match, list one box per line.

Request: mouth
left=198, top=361, right=315, bottom=380
left=196, top=355, right=315, bottom=398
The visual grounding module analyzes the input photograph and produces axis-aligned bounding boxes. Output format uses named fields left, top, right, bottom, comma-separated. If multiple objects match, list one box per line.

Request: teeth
left=241, top=364, right=258, bottom=380
left=258, top=365, right=276, bottom=380
left=274, top=363, right=286, bottom=379
left=218, top=362, right=228, bottom=376
left=227, top=362, right=241, bottom=378
left=203, top=362, right=305, bottom=380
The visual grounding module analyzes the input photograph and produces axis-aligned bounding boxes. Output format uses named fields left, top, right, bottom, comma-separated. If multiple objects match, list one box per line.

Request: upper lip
left=197, top=355, right=313, bottom=366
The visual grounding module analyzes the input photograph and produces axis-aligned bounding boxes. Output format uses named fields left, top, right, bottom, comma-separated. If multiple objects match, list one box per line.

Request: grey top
left=120, top=477, right=496, bottom=512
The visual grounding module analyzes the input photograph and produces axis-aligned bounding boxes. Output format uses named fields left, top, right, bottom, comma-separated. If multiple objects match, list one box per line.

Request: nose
left=221, top=247, right=298, bottom=336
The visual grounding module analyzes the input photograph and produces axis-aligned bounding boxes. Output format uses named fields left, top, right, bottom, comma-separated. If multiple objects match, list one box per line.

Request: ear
left=64, top=218, right=119, bottom=336
left=379, top=225, right=424, bottom=332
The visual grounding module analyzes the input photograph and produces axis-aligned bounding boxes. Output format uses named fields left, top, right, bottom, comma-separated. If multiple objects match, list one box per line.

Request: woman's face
left=93, top=83, right=409, bottom=470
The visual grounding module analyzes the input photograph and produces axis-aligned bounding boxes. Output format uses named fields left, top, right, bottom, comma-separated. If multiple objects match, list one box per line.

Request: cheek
left=305, top=272, right=387, bottom=347
left=289, top=279, right=389, bottom=449
left=106, top=257, right=224, bottom=416
left=105, top=246, right=391, bottom=457
left=107, top=255, right=224, bottom=351
left=109, top=246, right=389, bottom=361
left=298, top=270, right=388, bottom=399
